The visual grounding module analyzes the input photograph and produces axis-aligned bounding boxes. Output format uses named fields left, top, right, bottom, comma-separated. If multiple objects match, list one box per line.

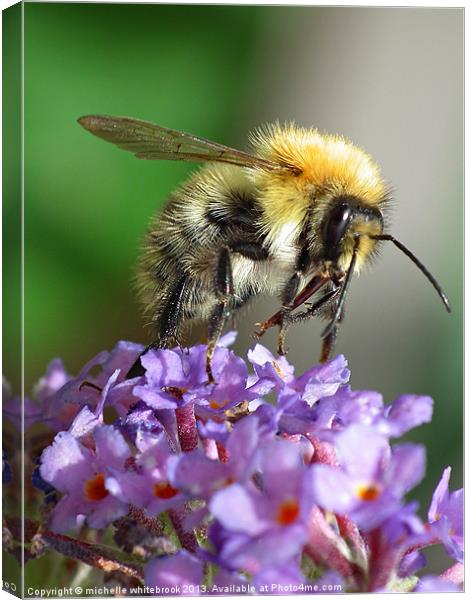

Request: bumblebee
left=78, top=115, right=450, bottom=382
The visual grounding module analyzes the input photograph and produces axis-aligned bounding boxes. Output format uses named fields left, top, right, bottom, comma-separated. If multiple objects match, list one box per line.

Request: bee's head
left=321, top=196, right=384, bottom=273
left=318, top=195, right=450, bottom=314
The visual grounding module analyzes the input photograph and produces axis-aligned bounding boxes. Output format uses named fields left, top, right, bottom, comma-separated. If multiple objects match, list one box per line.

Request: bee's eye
left=323, top=203, right=353, bottom=260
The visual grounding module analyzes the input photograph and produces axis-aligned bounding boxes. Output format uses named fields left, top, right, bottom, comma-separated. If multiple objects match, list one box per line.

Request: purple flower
left=398, top=550, right=426, bottom=578
left=40, top=351, right=109, bottom=427
left=19, top=337, right=463, bottom=593
left=3, top=378, right=42, bottom=431
left=101, top=340, right=145, bottom=382
left=381, top=501, right=427, bottom=548
left=39, top=424, right=131, bottom=532
left=106, top=430, right=184, bottom=516
left=145, top=550, right=202, bottom=593
left=247, top=351, right=353, bottom=438
left=41, top=342, right=144, bottom=431
left=378, top=394, right=433, bottom=437
left=34, top=358, right=71, bottom=402
left=311, top=387, right=384, bottom=430
left=169, top=415, right=265, bottom=503
left=272, top=384, right=433, bottom=441
left=119, top=401, right=163, bottom=441
left=428, top=467, right=463, bottom=562
left=134, top=341, right=262, bottom=414
left=295, top=355, right=350, bottom=405
left=247, top=344, right=295, bottom=390
left=311, top=424, right=425, bottom=530
left=414, top=576, right=459, bottom=593
left=248, top=346, right=349, bottom=404
left=370, top=502, right=432, bottom=588
left=208, top=438, right=315, bottom=573
left=168, top=448, right=229, bottom=501
left=3, top=395, right=42, bottom=431
left=197, top=419, right=230, bottom=445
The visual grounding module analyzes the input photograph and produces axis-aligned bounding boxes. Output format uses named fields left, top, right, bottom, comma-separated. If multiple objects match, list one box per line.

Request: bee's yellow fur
left=249, top=123, right=387, bottom=272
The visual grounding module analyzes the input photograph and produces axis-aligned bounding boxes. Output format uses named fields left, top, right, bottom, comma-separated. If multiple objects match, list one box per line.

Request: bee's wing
left=78, top=115, right=280, bottom=171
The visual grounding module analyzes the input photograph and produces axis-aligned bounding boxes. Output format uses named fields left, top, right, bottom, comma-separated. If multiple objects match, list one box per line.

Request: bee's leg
left=319, top=236, right=360, bottom=362
left=278, top=288, right=340, bottom=363
left=278, top=287, right=340, bottom=356
left=320, top=325, right=338, bottom=363
left=320, top=294, right=343, bottom=363
left=282, top=287, right=340, bottom=325
left=228, top=241, right=269, bottom=262
left=256, top=273, right=328, bottom=338
left=126, top=275, right=190, bottom=379
left=276, top=279, right=300, bottom=356
left=206, top=248, right=234, bottom=384
left=205, top=241, right=267, bottom=381
left=276, top=248, right=311, bottom=355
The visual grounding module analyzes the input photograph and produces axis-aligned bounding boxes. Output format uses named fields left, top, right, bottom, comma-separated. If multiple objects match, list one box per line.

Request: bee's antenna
left=369, top=234, right=451, bottom=312
left=322, top=236, right=360, bottom=339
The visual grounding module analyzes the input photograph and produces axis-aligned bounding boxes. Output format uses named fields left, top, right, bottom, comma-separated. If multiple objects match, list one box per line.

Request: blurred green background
left=4, top=2, right=463, bottom=580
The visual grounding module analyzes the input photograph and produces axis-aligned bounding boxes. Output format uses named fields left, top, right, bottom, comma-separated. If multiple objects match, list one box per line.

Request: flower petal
left=145, top=551, right=202, bottom=591
left=39, top=432, right=90, bottom=492
left=94, top=426, right=131, bottom=469
left=383, top=394, right=433, bottom=436
left=210, top=484, right=269, bottom=535
left=428, top=466, right=451, bottom=522
left=387, top=444, right=425, bottom=496
left=335, top=424, right=390, bottom=480
left=310, top=464, right=357, bottom=514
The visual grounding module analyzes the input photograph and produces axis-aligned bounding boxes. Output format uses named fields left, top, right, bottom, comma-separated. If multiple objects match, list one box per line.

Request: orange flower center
left=85, top=473, right=109, bottom=502
left=277, top=499, right=300, bottom=525
left=210, top=398, right=227, bottom=410
left=357, top=484, right=381, bottom=502
left=153, top=481, right=179, bottom=499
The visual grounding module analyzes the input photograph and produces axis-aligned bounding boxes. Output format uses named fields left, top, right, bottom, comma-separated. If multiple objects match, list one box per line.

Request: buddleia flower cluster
left=3, top=334, right=463, bottom=594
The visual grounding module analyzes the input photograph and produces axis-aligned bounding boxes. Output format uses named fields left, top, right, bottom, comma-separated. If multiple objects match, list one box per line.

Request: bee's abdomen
left=136, top=165, right=272, bottom=343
